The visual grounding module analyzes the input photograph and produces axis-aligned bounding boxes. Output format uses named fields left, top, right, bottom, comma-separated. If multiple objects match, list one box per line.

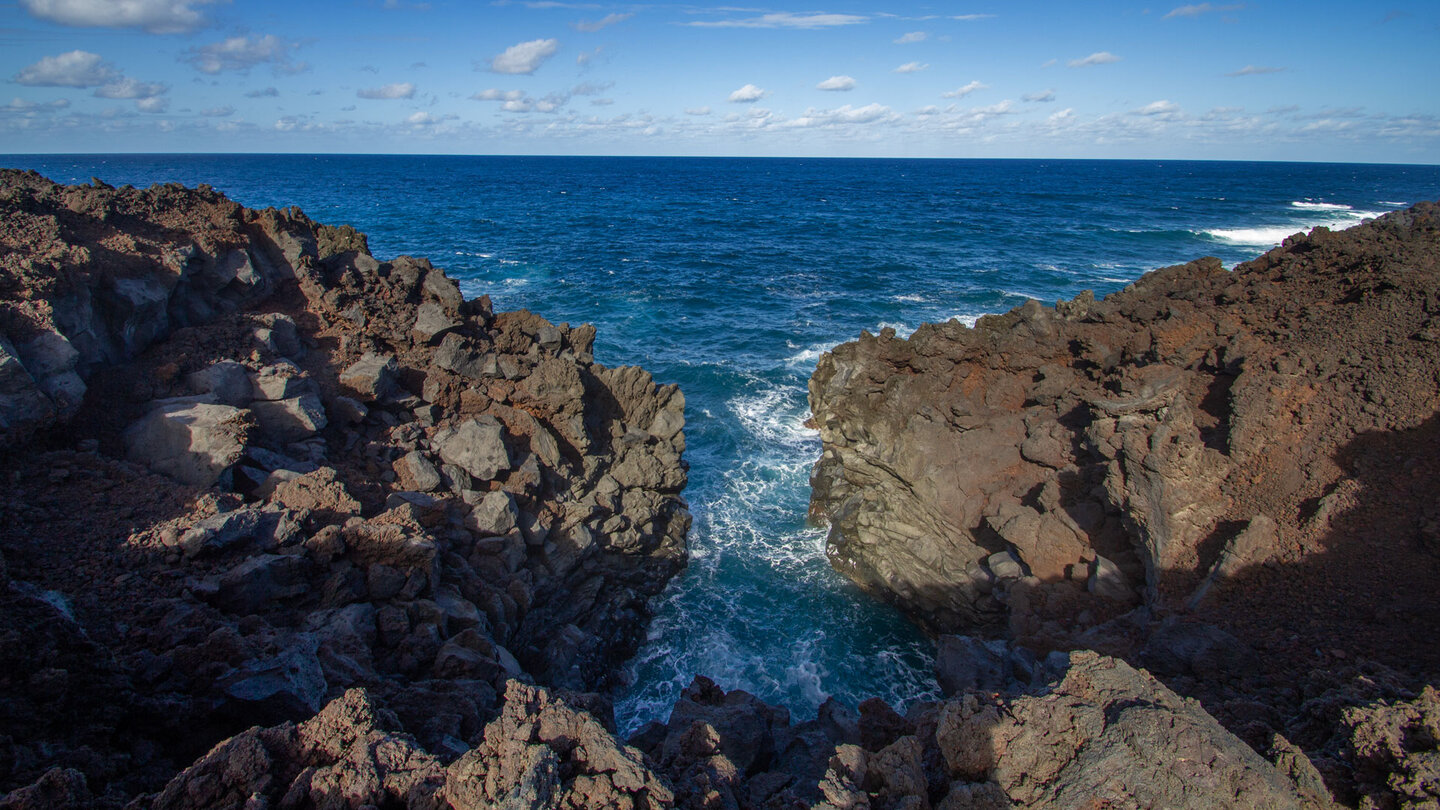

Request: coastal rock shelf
left=1, top=171, right=1435, bottom=809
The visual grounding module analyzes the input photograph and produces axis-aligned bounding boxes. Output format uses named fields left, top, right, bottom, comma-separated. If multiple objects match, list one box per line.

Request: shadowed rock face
left=808, top=203, right=1440, bottom=653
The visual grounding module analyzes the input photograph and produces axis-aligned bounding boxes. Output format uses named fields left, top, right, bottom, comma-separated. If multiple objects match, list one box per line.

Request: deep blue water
left=7, top=155, right=1439, bottom=731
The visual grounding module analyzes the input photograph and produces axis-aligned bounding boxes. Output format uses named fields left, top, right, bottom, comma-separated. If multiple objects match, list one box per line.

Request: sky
left=0, top=0, right=1436, bottom=162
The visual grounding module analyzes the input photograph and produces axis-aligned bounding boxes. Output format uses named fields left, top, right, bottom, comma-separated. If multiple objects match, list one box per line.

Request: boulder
left=933, top=651, right=1316, bottom=808
left=339, top=352, right=398, bottom=402
left=433, top=416, right=511, bottom=481
left=250, top=393, right=328, bottom=444
left=123, top=402, right=252, bottom=487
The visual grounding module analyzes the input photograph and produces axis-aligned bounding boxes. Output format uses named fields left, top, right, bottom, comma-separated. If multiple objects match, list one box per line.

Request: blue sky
left=1, top=0, right=1436, bottom=161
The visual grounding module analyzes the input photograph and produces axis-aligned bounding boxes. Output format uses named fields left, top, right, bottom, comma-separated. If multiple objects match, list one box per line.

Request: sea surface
left=6, top=155, right=1438, bottom=731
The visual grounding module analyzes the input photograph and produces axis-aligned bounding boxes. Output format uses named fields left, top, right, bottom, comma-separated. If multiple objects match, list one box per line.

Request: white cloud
left=590, top=97, right=614, bottom=106
left=951, top=14, right=995, bottom=21
left=1135, top=99, right=1180, bottom=116
left=472, top=89, right=525, bottom=102
left=728, top=83, right=766, bottom=103
left=941, top=80, right=987, bottom=99
left=817, top=75, right=856, bottom=91
left=13, top=50, right=118, bottom=87
left=490, top=38, right=559, bottom=74
left=786, top=102, right=898, bottom=128
left=94, top=77, right=168, bottom=99
left=19, top=0, right=220, bottom=33
left=687, top=12, right=866, bottom=29
left=357, top=82, right=416, bottom=99
left=1164, top=3, right=1244, bottom=18
left=574, top=12, right=632, bottom=32
left=894, top=61, right=929, bottom=74
left=576, top=46, right=602, bottom=66
left=1068, top=52, right=1121, bottom=67
left=894, top=31, right=927, bottom=44
left=200, top=105, right=234, bottom=117
left=245, top=86, right=279, bottom=98
left=571, top=81, right=613, bottom=96
left=1048, top=108, right=1075, bottom=123
left=1023, top=89, right=1056, bottom=103
left=3, top=97, right=70, bottom=112
left=1228, top=65, right=1284, bottom=76
left=407, top=111, right=437, bottom=125
left=685, top=106, right=712, bottom=116
left=135, top=96, right=168, bottom=113
left=183, top=35, right=304, bottom=75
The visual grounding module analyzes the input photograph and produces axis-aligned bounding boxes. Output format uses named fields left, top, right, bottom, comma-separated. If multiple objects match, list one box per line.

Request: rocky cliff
left=0, top=170, right=689, bottom=803
left=1, top=172, right=1428, bottom=809
left=809, top=203, right=1440, bottom=804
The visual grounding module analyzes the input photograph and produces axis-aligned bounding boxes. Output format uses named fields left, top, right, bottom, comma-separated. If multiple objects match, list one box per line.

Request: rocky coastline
left=0, top=171, right=1435, bottom=808
left=809, top=202, right=1440, bottom=807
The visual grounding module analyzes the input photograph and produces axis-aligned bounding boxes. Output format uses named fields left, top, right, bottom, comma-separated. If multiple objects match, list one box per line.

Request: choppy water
left=7, top=154, right=1438, bottom=731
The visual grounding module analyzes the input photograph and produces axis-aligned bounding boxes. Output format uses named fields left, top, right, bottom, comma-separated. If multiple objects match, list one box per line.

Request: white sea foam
left=1290, top=200, right=1352, bottom=211
left=1380, top=201, right=1407, bottom=207
left=876, top=321, right=914, bottom=338
left=948, top=314, right=981, bottom=328
left=729, top=385, right=816, bottom=451
left=891, top=293, right=928, bottom=303
left=1204, top=206, right=1386, bottom=247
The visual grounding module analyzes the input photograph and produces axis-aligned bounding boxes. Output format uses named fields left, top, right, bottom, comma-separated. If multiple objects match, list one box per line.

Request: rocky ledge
left=810, top=202, right=1440, bottom=805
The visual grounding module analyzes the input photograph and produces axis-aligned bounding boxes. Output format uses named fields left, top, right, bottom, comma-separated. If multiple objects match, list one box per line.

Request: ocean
left=7, top=154, right=1438, bottom=731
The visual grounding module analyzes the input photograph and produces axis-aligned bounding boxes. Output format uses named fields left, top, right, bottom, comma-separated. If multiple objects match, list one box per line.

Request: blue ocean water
left=7, top=155, right=1439, bottom=731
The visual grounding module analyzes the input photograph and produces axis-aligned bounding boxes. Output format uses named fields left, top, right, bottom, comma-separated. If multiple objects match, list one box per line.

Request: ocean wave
left=1203, top=207, right=1385, bottom=248
left=891, top=293, right=928, bottom=303
left=1290, top=200, right=1352, bottom=211
left=729, top=384, right=816, bottom=451
left=876, top=321, right=915, bottom=338
left=948, top=314, right=982, bottom=328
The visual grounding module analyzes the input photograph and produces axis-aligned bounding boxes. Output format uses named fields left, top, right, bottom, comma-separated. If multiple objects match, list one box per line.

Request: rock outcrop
left=809, top=203, right=1440, bottom=804
left=0, top=170, right=689, bottom=803
left=810, top=203, right=1440, bottom=641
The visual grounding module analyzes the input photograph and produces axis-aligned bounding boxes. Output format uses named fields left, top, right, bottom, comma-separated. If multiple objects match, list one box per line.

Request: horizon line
left=2, top=151, right=1437, bottom=168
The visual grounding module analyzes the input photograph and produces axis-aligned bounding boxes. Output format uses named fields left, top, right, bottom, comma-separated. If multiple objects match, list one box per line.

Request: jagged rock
left=123, top=401, right=252, bottom=487
left=268, top=466, right=361, bottom=519
left=216, top=634, right=329, bottom=721
left=250, top=393, right=328, bottom=443
left=0, top=170, right=692, bottom=806
left=150, top=688, right=444, bottom=810
left=396, top=449, right=443, bottom=492
left=466, top=489, right=520, bottom=537
left=441, top=680, right=673, bottom=809
left=0, top=768, right=92, bottom=810
left=339, top=352, right=398, bottom=402
left=186, top=359, right=253, bottom=406
left=1339, top=685, right=1440, bottom=808
left=433, top=416, right=511, bottom=481
left=932, top=651, right=1318, bottom=808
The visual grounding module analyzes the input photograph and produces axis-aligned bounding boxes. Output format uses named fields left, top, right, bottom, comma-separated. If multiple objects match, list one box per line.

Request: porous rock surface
left=809, top=203, right=1440, bottom=806
left=0, top=170, right=688, bottom=805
